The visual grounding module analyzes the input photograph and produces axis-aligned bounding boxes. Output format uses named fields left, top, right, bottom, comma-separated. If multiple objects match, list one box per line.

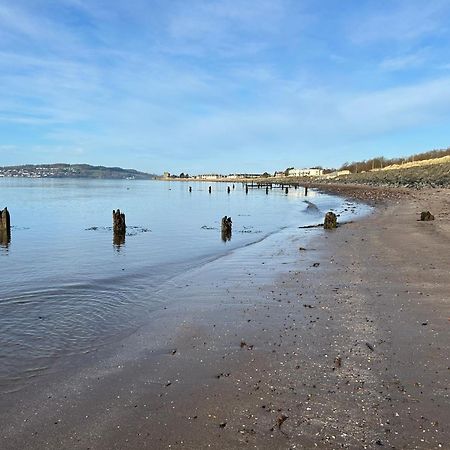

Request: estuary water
left=0, top=178, right=364, bottom=392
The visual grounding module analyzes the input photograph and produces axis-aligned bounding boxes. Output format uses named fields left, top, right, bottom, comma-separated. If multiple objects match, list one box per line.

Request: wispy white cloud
left=1, top=0, right=450, bottom=172
left=348, top=0, right=450, bottom=44
left=379, top=51, right=427, bottom=72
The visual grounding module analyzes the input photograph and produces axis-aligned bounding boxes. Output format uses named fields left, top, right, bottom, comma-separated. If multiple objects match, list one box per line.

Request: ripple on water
left=0, top=282, right=154, bottom=390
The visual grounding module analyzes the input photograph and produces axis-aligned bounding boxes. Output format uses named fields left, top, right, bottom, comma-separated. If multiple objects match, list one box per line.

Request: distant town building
left=163, top=172, right=171, bottom=178
left=287, top=168, right=324, bottom=177
left=323, top=169, right=351, bottom=179
left=195, top=174, right=226, bottom=180
left=229, top=173, right=263, bottom=179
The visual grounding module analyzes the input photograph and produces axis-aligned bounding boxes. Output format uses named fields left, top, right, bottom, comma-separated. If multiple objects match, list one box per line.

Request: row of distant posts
left=1, top=183, right=310, bottom=249
left=188, top=184, right=308, bottom=196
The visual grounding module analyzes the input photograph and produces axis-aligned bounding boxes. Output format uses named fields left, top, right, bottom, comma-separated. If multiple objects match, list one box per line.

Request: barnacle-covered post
left=221, top=216, right=232, bottom=242
left=113, top=209, right=126, bottom=235
left=324, top=211, right=337, bottom=230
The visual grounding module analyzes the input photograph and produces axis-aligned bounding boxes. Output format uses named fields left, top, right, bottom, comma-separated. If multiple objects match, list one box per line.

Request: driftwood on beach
left=298, top=218, right=353, bottom=229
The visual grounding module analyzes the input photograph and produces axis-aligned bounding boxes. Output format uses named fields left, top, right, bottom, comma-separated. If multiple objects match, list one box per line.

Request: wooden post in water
left=227, top=186, right=230, bottom=194
left=113, top=209, right=126, bottom=235
left=266, top=186, right=269, bottom=195
left=0, top=207, right=11, bottom=234
left=285, top=187, right=289, bottom=194
left=113, top=209, right=126, bottom=247
left=189, top=186, right=192, bottom=193
left=305, top=187, right=308, bottom=196
left=221, top=216, right=232, bottom=242
left=0, top=207, right=11, bottom=245
left=245, top=184, right=249, bottom=194
left=209, top=186, right=212, bottom=194
left=324, top=212, right=337, bottom=230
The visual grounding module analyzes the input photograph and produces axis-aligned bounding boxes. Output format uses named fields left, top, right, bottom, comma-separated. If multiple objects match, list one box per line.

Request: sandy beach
left=1, top=186, right=449, bottom=449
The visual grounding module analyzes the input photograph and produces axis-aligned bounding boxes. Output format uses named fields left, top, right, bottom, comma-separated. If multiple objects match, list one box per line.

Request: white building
left=323, top=170, right=351, bottom=179
left=287, top=168, right=323, bottom=177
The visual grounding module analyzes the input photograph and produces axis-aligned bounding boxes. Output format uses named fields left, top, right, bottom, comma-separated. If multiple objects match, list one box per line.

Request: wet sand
left=1, top=187, right=449, bottom=449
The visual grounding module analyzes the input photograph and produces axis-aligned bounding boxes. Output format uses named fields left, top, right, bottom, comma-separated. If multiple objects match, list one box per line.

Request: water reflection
left=113, top=232, right=125, bottom=249
left=0, top=229, right=10, bottom=249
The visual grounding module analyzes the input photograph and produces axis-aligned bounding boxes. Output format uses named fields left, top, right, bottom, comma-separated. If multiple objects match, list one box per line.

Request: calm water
left=0, top=178, right=362, bottom=391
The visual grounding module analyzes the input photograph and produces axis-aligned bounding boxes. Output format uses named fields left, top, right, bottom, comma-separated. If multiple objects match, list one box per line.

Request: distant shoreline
left=159, top=159, right=450, bottom=189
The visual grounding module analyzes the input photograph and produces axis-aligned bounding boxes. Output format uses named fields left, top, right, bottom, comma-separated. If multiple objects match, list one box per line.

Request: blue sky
left=1, top=0, right=450, bottom=174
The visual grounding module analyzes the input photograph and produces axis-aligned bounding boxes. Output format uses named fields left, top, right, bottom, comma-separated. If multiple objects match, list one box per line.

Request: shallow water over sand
left=0, top=179, right=366, bottom=391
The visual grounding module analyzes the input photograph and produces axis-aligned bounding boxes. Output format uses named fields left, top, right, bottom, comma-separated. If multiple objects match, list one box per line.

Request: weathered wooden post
left=113, top=209, right=126, bottom=235
left=245, top=185, right=248, bottom=194
left=209, top=186, right=212, bottom=194
left=324, top=211, right=337, bottom=229
left=221, top=216, right=232, bottom=242
left=189, top=186, right=192, bottom=193
left=305, top=187, right=308, bottom=196
left=232, top=184, right=235, bottom=190
left=227, top=186, right=230, bottom=194
left=266, top=186, right=269, bottom=195
left=0, top=207, right=11, bottom=246
left=285, top=187, right=289, bottom=194
left=0, top=207, right=11, bottom=234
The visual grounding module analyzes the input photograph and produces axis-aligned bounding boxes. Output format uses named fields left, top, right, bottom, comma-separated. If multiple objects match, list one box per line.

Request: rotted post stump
left=324, top=211, right=337, bottom=230
left=0, top=207, right=11, bottom=234
left=113, top=209, right=126, bottom=235
left=0, top=207, right=11, bottom=245
left=221, top=216, right=232, bottom=242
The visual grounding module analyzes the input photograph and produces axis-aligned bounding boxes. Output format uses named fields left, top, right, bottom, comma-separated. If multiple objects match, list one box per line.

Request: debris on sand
left=276, top=414, right=288, bottom=429
left=334, top=356, right=342, bottom=368
left=420, top=211, right=434, bottom=221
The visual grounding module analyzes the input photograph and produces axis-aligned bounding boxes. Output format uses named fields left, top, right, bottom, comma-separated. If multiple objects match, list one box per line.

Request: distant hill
left=0, top=163, right=157, bottom=180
